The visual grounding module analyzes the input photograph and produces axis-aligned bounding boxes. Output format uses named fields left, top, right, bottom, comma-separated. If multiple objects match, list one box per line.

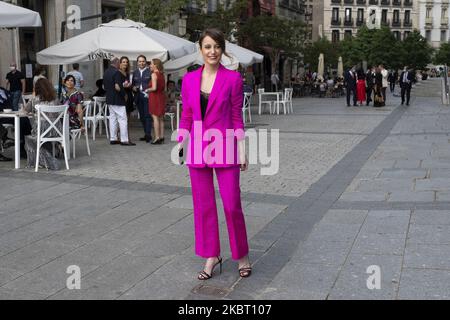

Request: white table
left=258, top=92, right=283, bottom=115
left=0, top=112, right=30, bottom=169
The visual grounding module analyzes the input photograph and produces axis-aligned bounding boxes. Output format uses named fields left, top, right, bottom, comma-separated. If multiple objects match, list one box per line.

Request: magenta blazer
left=177, top=64, right=245, bottom=168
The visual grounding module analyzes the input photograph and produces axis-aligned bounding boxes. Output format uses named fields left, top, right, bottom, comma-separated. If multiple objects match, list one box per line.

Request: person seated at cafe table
left=23, top=78, right=62, bottom=169
left=61, top=75, right=85, bottom=131
left=0, top=92, right=32, bottom=159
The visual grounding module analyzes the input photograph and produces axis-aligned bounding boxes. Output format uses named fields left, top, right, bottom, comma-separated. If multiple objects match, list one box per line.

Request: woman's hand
left=240, top=156, right=249, bottom=172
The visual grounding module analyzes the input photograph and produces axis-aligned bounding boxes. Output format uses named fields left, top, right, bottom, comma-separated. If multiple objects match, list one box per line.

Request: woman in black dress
left=373, top=67, right=384, bottom=107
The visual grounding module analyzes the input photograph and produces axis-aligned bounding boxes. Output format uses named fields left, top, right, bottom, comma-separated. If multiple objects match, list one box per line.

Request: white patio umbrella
left=164, top=41, right=263, bottom=72
left=37, top=19, right=196, bottom=65
left=317, top=53, right=324, bottom=80
left=337, top=56, right=344, bottom=78
left=0, top=1, right=42, bottom=27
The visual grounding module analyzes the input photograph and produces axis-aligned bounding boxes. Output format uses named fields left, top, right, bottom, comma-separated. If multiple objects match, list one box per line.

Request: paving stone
left=320, top=210, right=368, bottom=225
left=415, top=179, right=450, bottom=191
left=404, top=243, right=450, bottom=270
left=378, top=169, right=427, bottom=179
left=397, top=269, right=450, bottom=299
left=407, top=224, right=450, bottom=245
left=339, top=192, right=388, bottom=202
left=411, top=210, right=450, bottom=225
left=259, top=263, right=341, bottom=299
left=328, top=253, right=403, bottom=300
left=388, top=191, right=435, bottom=202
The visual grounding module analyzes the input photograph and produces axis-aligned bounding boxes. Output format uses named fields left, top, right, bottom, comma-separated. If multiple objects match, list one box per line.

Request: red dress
left=149, top=71, right=166, bottom=116
left=356, top=79, right=366, bottom=103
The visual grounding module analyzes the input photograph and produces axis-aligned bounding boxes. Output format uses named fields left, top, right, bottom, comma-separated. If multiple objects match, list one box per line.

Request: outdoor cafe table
left=0, top=111, right=30, bottom=169
left=258, top=91, right=283, bottom=115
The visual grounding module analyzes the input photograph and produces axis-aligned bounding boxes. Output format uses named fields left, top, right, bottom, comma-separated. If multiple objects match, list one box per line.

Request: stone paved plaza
left=0, top=78, right=449, bottom=299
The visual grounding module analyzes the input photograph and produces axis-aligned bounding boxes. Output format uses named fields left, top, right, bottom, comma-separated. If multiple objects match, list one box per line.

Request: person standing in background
left=67, top=63, right=84, bottom=90
left=132, top=55, right=153, bottom=143
left=146, top=58, right=166, bottom=145
left=379, top=64, right=389, bottom=104
left=5, top=62, right=25, bottom=111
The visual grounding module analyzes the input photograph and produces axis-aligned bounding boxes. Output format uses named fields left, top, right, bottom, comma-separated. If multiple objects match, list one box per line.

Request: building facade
left=418, top=0, right=450, bottom=48
left=305, top=0, right=325, bottom=43
left=323, top=0, right=419, bottom=43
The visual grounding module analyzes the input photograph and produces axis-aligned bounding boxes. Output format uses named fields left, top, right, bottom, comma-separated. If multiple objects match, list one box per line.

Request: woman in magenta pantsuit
left=177, top=29, right=252, bottom=280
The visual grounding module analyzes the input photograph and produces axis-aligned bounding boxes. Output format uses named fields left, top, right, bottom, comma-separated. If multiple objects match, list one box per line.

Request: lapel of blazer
left=192, top=68, right=202, bottom=119
left=204, top=64, right=227, bottom=119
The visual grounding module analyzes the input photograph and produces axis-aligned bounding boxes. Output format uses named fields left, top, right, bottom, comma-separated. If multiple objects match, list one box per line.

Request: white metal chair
left=274, top=88, right=294, bottom=114
left=69, top=102, right=91, bottom=159
left=35, top=104, right=70, bottom=172
left=85, top=96, right=109, bottom=140
left=242, top=92, right=253, bottom=124
left=21, top=94, right=33, bottom=107
left=258, top=88, right=273, bottom=115
left=164, top=112, right=175, bottom=132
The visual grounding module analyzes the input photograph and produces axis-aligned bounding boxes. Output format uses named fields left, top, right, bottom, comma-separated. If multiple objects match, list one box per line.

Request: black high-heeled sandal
left=239, top=265, right=252, bottom=278
left=198, top=257, right=223, bottom=280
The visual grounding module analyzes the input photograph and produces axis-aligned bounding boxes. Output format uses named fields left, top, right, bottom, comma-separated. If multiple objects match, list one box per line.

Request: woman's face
left=65, top=77, right=75, bottom=89
left=200, top=36, right=222, bottom=66
left=120, top=59, right=129, bottom=71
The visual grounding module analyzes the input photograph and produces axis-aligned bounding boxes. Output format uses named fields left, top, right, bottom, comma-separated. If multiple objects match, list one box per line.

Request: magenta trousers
left=189, top=166, right=249, bottom=260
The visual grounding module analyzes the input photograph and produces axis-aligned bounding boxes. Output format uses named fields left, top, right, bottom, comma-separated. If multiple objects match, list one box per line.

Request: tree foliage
left=333, top=26, right=431, bottom=71
left=303, top=37, right=339, bottom=71
left=186, top=0, right=248, bottom=41
left=125, top=0, right=189, bottom=30
left=434, top=42, right=450, bottom=65
left=238, top=14, right=306, bottom=72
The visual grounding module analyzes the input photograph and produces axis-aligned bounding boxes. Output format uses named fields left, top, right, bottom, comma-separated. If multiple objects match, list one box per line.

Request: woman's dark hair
left=199, top=28, right=230, bottom=58
left=64, top=74, right=76, bottom=84
left=34, top=78, right=56, bottom=102
left=34, top=65, right=44, bottom=76
left=120, top=56, right=130, bottom=74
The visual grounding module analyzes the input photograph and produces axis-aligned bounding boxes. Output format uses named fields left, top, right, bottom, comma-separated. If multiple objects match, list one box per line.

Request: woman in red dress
left=147, top=59, right=166, bottom=144
left=356, top=69, right=366, bottom=106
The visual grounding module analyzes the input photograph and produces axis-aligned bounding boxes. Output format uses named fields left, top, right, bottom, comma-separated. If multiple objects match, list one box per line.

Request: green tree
left=186, top=0, right=247, bottom=41
left=125, top=0, right=189, bottom=30
left=238, top=14, right=306, bottom=72
left=303, top=37, right=340, bottom=71
left=398, top=31, right=432, bottom=70
left=434, top=42, right=450, bottom=65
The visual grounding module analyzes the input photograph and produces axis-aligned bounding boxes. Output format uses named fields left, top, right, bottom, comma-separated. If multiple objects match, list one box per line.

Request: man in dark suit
left=132, top=55, right=152, bottom=142
left=103, top=58, right=135, bottom=146
left=399, top=66, right=414, bottom=106
left=344, top=67, right=357, bottom=107
left=365, top=66, right=375, bottom=106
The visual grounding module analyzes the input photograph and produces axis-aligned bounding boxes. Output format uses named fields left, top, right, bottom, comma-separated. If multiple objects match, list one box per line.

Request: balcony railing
left=381, top=0, right=390, bottom=5
left=381, top=19, right=390, bottom=26
left=404, top=0, right=413, bottom=7
left=369, top=0, right=378, bottom=4
left=331, top=18, right=341, bottom=26
left=356, top=19, right=364, bottom=26
left=331, top=0, right=341, bottom=4
left=344, top=18, right=354, bottom=27
left=356, top=0, right=366, bottom=4
left=392, top=19, right=401, bottom=27
left=344, top=0, right=354, bottom=4
left=393, top=0, right=401, bottom=6
left=403, top=19, right=412, bottom=27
